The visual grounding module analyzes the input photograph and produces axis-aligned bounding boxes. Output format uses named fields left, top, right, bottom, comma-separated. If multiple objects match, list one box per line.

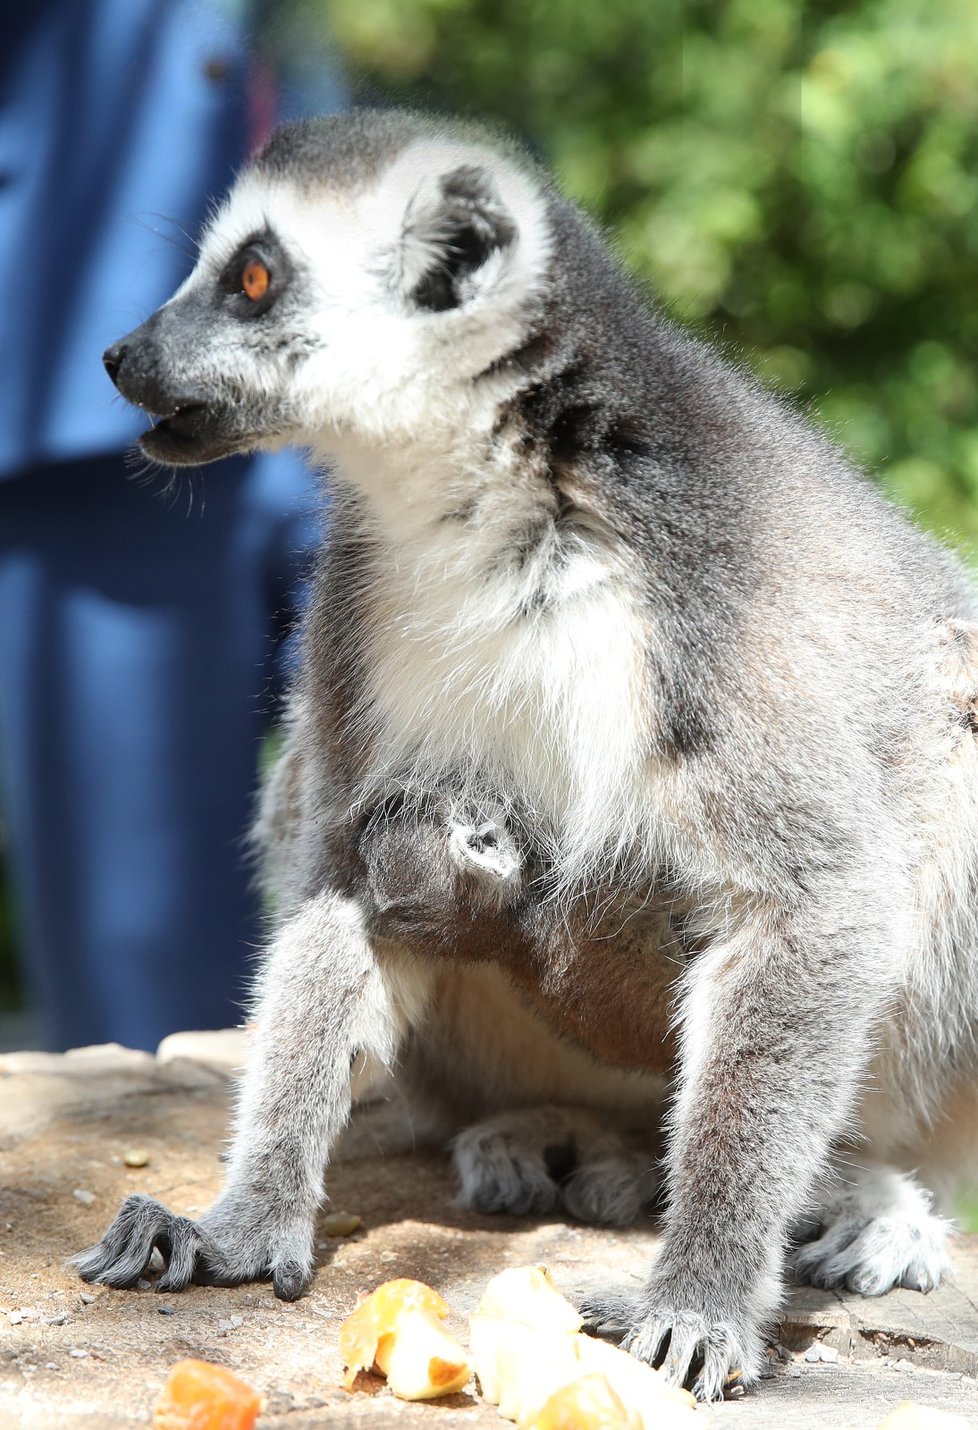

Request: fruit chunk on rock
left=471, top=1314, right=581, bottom=1421
left=469, top=1266, right=698, bottom=1428
left=574, top=1332, right=698, bottom=1419
left=522, top=1374, right=642, bottom=1430
left=151, top=1358, right=262, bottom=1430
left=375, top=1307, right=471, bottom=1399
left=477, top=1266, right=583, bottom=1332
left=338, top=1277, right=470, bottom=1400
left=470, top=1265, right=582, bottom=1417
left=320, top=1210, right=361, bottom=1237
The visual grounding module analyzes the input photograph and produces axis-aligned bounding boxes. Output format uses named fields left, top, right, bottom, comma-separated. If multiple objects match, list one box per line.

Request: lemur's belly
left=380, top=899, right=680, bottom=1075
left=503, top=915, right=681, bottom=1075
left=356, top=804, right=681, bottom=1076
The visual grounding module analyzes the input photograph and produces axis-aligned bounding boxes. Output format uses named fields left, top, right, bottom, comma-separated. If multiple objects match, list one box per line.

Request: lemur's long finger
left=155, top=1217, right=209, bottom=1292
left=70, top=1193, right=176, bottom=1289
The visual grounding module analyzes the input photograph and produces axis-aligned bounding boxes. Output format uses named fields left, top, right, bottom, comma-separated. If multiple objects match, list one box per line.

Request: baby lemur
left=77, top=110, right=978, bottom=1400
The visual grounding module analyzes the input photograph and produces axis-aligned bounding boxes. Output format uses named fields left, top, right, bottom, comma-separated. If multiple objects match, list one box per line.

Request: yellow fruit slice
left=522, top=1374, right=642, bottom=1430
left=472, top=1317, right=581, bottom=1422
left=376, top=1307, right=470, bottom=1400
left=338, top=1277, right=469, bottom=1400
left=574, top=1332, right=699, bottom=1417
left=477, top=1266, right=582, bottom=1333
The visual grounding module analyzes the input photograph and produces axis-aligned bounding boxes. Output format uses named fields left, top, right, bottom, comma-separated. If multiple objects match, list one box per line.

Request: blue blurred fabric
left=0, top=0, right=340, bottom=1049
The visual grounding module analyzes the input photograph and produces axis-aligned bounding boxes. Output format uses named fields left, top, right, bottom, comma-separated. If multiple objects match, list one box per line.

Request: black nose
left=102, top=342, right=126, bottom=386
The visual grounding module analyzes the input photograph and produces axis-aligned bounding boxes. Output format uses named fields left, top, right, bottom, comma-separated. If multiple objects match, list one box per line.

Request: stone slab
left=0, top=1040, right=975, bottom=1428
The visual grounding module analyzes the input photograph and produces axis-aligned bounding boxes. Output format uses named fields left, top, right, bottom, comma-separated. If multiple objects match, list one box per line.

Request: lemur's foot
left=70, top=1192, right=314, bottom=1301
left=792, top=1166, right=950, bottom=1296
left=580, top=1283, right=764, bottom=1402
left=560, top=1151, right=657, bottom=1227
left=453, top=1114, right=560, bottom=1216
left=453, top=1107, right=657, bottom=1225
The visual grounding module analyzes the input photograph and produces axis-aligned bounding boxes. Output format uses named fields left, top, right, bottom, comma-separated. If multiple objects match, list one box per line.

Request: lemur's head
left=104, top=110, right=554, bottom=466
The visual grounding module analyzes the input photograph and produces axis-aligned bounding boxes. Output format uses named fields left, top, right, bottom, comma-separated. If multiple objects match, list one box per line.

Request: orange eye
left=241, top=257, right=270, bottom=300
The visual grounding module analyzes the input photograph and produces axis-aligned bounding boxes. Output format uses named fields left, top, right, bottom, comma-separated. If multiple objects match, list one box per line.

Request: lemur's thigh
left=395, top=960, right=665, bottom=1225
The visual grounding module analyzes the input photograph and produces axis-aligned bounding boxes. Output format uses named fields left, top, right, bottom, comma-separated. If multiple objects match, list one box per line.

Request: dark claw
left=273, top=1260, right=309, bottom=1301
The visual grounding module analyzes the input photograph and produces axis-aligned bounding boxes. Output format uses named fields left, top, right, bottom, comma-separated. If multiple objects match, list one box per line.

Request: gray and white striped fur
left=77, top=110, right=978, bottom=1401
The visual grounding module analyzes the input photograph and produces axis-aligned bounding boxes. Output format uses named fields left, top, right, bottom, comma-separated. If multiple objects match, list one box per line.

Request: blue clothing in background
left=0, top=0, right=342, bottom=1049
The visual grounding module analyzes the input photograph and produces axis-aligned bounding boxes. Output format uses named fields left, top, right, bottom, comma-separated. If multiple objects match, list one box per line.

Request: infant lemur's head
left=104, top=110, right=556, bottom=466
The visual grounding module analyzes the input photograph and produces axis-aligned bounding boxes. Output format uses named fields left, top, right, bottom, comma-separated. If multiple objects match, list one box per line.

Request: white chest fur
left=347, top=463, right=653, bottom=886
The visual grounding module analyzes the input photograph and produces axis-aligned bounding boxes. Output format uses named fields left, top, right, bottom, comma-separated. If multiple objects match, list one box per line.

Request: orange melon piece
left=152, top=1358, right=262, bottom=1430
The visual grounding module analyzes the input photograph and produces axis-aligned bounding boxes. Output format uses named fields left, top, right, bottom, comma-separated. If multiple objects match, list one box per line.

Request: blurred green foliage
left=328, top=0, right=978, bottom=552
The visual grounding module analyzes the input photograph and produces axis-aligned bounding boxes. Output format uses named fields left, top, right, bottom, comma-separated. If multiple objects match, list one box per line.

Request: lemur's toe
left=579, top=1289, right=640, bottom=1337
left=793, top=1214, right=949, bottom=1296
left=71, top=1194, right=193, bottom=1290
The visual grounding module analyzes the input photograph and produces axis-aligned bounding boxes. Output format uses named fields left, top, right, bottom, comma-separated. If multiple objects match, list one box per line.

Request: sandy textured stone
left=0, top=1040, right=975, bottom=1428
left=155, top=1028, right=250, bottom=1074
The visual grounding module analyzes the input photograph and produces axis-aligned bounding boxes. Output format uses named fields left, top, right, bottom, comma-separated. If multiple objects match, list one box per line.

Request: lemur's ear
left=399, top=164, right=516, bottom=312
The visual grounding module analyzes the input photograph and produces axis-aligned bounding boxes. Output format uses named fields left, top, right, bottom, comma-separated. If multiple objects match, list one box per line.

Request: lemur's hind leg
left=791, top=1162, right=951, bottom=1295
left=453, top=1106, right=659, bottom=1225
left=428, top=808, right=663, bottom=1226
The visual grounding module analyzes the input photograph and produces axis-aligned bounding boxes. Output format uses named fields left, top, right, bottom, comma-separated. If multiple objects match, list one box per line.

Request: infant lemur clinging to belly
left=77, top=109, right=978, bottom=1400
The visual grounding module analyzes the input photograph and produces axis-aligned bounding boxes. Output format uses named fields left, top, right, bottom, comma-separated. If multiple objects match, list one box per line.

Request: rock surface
left=0, top=1035, right=975, bottom=1428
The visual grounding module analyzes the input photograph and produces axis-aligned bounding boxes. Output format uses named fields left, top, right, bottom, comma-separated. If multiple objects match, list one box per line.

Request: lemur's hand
left=71, top=892, right=399, bottom=1308
left=70, top=1191, right=315, bottom=1301
left=580, top=1281, right=763, bottom=1402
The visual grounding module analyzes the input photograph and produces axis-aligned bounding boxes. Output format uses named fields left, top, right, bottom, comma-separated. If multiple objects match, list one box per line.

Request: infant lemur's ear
left=398, top=164, right=516, bottom=312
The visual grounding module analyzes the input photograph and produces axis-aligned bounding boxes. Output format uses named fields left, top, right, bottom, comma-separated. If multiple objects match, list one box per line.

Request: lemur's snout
left=103, top=333, right=199, bottom=420
left=101, top=318, right=180, bottom=415
left=104, top=311, right=253, bottom=467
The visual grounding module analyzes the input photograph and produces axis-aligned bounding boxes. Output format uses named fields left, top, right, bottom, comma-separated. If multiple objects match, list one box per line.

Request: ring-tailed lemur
left=75, top=110, right=978, bottom=1402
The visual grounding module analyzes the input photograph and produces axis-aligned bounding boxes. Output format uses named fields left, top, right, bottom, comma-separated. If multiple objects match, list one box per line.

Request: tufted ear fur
left=398, top=164, right=517, bottom=312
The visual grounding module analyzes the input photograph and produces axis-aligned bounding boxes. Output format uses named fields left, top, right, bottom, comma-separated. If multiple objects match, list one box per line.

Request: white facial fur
left=190, top=136, right=554, bottom=449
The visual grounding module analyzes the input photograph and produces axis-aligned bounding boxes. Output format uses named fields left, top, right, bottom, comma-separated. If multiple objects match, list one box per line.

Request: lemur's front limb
left=73, top=890, right=399, bottom=1301
left=583, top=878, right=898, bottom=1401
